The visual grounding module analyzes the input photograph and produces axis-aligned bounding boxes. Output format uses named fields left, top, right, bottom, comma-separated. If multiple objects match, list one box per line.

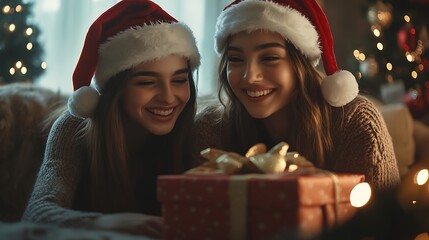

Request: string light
left=41, top=62, right=47, bottom=69
left=376, top=42, right=383, bottom=50
left=386, top=62, right=393, bottom=71
left=414, top=169, right=428, bottom=185
left=357, top=72, right=362, bottom=80
left=411, top=71, right=418, bottom=79
left=15, top=5, right=22, bottom=12
left=353, top=49, right=360, bottom=59
left=386, top=74, right=393, bottom=83
left=406, top=52, right=415, bottom=62
left=21, top=67, right=27, bottom=74
left=15, top=61, right=22, bottom=68
left=371, top=26, right=381, bottom=37
left=404, top=15, right=411, bottom=23
left=9, top=68, right=15, bottom=75
left=26, top=28, right=33, bottom=36
left=26, top=42, right=33, bottom=50
left=350, top=182, right=372, bottom=207
left=2, top=5, right=11, bottom=13
left=9, top=24, right=16, bottom=32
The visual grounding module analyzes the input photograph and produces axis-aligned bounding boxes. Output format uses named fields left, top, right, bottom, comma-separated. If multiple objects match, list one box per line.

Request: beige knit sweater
left=193, top=96, right=401, bottom=191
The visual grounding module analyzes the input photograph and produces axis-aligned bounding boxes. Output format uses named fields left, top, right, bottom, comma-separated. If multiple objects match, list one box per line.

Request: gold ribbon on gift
left=186, top=142, right=341, bottom=240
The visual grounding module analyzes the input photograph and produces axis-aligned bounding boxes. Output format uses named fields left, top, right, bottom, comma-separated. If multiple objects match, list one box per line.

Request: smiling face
left=226, top=30, right=297, bottom=119
left=120, top=55, right=191, bottom=135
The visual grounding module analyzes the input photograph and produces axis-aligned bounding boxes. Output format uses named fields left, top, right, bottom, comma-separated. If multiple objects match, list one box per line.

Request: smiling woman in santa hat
left=22, top=0, right=200, bottom=238
left=194, top=0, right=400, bottom=191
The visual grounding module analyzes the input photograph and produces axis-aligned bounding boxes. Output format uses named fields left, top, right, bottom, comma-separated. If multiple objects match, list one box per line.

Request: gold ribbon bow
left=186, top=141, right=315, bottom=175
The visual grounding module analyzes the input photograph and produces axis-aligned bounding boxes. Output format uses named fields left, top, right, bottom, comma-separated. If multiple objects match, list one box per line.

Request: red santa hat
left=215, top=0, right=358, bottom=107
left=68, top=0, right=200, bottom=118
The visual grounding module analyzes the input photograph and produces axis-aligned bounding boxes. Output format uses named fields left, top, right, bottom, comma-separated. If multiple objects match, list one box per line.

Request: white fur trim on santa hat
left=215, top=0, right=321, bottom=66
left=94, top=22, right=200, bottom=90
left=68, top=86, right=100, bottom=118
left=321, top=70, right=359, bottom=107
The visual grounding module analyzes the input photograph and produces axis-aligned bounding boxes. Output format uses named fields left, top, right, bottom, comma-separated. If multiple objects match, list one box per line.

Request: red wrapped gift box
left=158, top=172, right=365, bottom=240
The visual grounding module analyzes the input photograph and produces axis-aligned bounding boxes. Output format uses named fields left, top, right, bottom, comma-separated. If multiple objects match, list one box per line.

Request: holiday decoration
left=186, top=142, right=314, bottom=175
left=359, top=55, right=379, bottom=78
left=350, top=0, right=429, bottom=118
left=367, top=1, right=393, bottom=28
left=158, top=142, right=368, bottom=240
left=405, top=87, right=428, bottom=117
left=0, top=0, right=45, bottom=85
left=397, top=24, right=418, bottom=52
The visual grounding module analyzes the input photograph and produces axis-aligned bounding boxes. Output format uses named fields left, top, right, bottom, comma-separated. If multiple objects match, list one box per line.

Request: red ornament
left=422, top=57, right=429, bottom=72
left=397, top=25, right=417, bottom=52
left=405, top=88, right=428, bottom=117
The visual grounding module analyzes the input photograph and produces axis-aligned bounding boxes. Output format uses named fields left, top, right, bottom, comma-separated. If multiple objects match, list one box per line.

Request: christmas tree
left=0, top=0, right=45, bottom=85
left=349, top=0, right=429, bottom=118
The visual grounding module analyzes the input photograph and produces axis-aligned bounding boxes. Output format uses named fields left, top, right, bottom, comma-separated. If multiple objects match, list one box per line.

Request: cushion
left=377, top=103, right=415, bottom=177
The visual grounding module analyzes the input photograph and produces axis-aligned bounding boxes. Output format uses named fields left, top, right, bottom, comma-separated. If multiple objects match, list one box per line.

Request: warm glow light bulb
left=9, top=24, right=16, bottom=32
left=412, top=71, right=418, bottom=79
left=404, top=15, right=411, bottom=23
left=41, top=62, right=47, bottom=69
left=26, top=28, right=33, bottom=36
left=359, top=53, right=366, bottom=61
left=386, top=63, right=393, bottom=71
left=353, top=50, right=360, bottom=58
left=16, top=61, right=22, bottom=68
left=373, top=29, right=381, bottom=37
left=26, top=43, right=33, bottom=50
left=350, top=182, right=371, bottom=207
left=21, top=67, right=27, bottom=74
left=377, top=42, right=383, bottom=50
left=16, top=5, right=22, bottom=12
left=415, top=169, right=429, bottom=186
left=9, top=68, right=15, bottom=75
left=387, top=75, right=393, bottom=83
left=406, top=52, right=415, bottom=62
left=3, top=5, right=11, bottom=13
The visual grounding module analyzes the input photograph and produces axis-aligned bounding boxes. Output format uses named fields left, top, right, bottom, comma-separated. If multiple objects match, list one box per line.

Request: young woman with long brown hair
left=194, top=0, right=400, bottom=192
left=22, top=0, right=200, bottom=238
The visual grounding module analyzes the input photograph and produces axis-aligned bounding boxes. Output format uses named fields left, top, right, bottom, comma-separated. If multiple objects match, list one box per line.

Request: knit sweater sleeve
left=21, top=111, right=101, bottom=227
left=330, top=96, right=401, bottom=192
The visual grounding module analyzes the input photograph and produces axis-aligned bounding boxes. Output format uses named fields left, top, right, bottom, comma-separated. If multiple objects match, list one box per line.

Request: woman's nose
left=156, top=84, right=175, bottom=104
left=242, top=60, right=263, bottom=84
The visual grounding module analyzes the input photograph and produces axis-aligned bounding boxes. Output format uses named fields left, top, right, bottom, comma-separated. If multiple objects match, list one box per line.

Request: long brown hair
left=84, top=64, right=197, bottom=213
left=218, top=40, right=332, bottom=167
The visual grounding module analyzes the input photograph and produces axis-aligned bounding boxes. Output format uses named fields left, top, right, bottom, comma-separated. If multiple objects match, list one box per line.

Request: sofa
left=0, top=83, right=156, bottom=239
left=0, top=83, right=428, bottom=239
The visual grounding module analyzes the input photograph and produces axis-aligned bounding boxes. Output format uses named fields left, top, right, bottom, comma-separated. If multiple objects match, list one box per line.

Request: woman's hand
left=91, top=213, right=165, bottom=238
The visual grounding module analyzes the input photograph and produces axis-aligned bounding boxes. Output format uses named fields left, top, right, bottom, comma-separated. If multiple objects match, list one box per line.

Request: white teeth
left=246, top=89, right=273, bottom=97
left=150, top=108, right=173, bottom=116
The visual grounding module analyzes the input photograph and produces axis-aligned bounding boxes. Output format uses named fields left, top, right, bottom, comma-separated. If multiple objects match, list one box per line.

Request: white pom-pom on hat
left=321, top=70, right=359, bottom=107
left=68, top=86, right=100, bottom=118
left=215, top=0, right=359, bottom=107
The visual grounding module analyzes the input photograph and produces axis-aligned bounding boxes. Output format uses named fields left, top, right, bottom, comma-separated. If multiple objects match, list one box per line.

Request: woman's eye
left=172, top=78, right=189, bottom=84
left=227, top=56, right=243, bottom=63
left=136, top=80, right=155, bottom=86
left=262, top=55, right=280, bottom=62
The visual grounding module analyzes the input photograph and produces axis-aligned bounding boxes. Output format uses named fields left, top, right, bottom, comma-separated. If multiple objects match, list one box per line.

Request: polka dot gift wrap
left=157, top=173, right=365, bottom=240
